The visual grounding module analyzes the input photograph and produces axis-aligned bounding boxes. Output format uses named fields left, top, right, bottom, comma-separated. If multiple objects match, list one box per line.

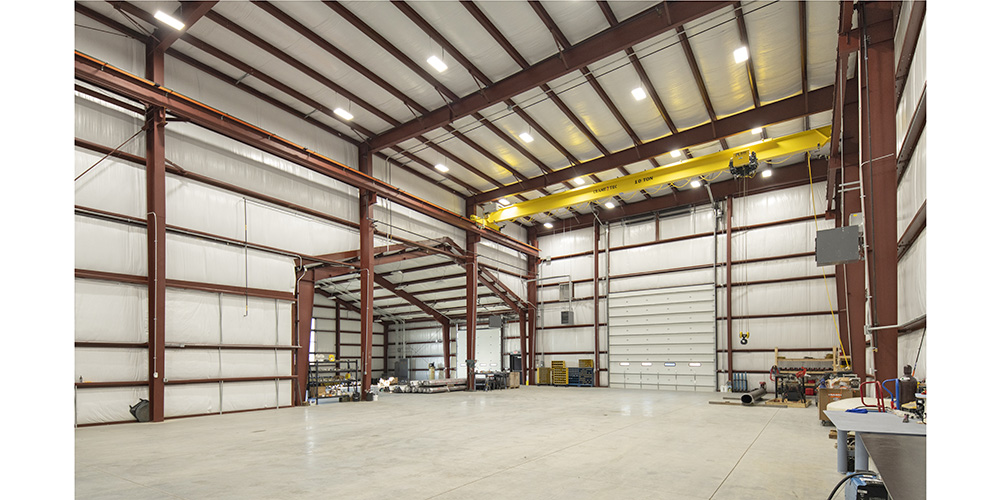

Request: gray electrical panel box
left=815, top=226, right=862, bottom=266
left=560, top=310, right=574, bottom=325
left=488, top=316, right=502, bottom=329
left=559, top=283, right=573, bottom=301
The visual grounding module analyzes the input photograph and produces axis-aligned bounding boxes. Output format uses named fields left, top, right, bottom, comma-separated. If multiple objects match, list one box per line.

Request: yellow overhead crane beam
left=472, top=126, right=832, bottom=228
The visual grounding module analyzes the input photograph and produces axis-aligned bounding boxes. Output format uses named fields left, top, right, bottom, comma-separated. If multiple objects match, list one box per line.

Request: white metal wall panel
left=897, top=132, right=926, bottom=237
left=75, top=387, right=149, bottom=426
left=165, top=234, right=295, bottom=293
left=164, top=289, right=222, bottom=344
left=75, top=348, right=147, bottom=384
left=75, top=215, right=147, bottom=276
left=75, top=279, right=147, bottom=343
left=74, top=91, right=146, bottom=159
left=895, top=16, right=926, bottom=150
left=898, top=231, right=926, bottom=324
left=609, top=284, right=716, bottom=392
left=75, top=147, right=145, bottom=218
left=897, top=329, right=926, bottom=379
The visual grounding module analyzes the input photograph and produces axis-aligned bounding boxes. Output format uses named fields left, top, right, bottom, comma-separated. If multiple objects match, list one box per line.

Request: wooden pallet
left=764, top=398, right=812, bottom=408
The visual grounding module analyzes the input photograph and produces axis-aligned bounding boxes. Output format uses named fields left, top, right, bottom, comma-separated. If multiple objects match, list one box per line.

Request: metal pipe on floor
left=741, top=386, right=767, bottom=405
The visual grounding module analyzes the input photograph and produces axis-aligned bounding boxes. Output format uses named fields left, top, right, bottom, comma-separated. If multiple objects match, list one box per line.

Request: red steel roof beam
left=369, top=1, right=734, bottom=150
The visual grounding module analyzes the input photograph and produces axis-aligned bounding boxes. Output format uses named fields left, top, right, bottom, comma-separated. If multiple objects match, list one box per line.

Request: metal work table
left=824, top=410, right=926, bottom=475
left=858, top=432, right=926, bottom=500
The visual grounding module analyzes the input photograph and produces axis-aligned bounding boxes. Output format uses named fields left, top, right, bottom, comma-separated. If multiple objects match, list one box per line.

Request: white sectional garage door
left=608, top=284, right=716, bottom=392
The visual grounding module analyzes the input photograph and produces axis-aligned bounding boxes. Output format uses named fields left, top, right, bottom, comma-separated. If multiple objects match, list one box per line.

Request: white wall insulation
left=536, top=184, right=839, bottom=392
left=895, top=14, right=927, bottom=382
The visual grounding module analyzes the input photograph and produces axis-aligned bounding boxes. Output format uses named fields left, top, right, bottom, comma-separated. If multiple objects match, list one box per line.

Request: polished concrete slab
left=76, top=386, right=845, bottom=499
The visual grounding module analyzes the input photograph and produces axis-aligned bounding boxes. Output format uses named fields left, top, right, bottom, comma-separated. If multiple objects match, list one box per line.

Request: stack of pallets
left=551, top=361, right=568, bottom=386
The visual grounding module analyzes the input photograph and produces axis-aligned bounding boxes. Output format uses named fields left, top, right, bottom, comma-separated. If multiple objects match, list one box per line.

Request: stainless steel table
left=858, top=432, right=926, bottom=500
left=823, top=410, right=926, bottom=474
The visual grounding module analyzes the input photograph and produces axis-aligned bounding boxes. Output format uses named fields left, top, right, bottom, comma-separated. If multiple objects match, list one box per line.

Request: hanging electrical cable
left=807, top=156, right=850, bottom=369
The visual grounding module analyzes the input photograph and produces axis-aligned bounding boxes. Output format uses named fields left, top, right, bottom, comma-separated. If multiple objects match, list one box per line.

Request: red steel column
left=294, top=270, right=314, bottom=404
left=593, top=222, right=601, bottom=387
left=725, top=197, right=734, bottom=384
left=334, top=301, right=341, bottom=361
left=465, top=232, right=480, bottom=390
left=145, top=45, right=167, bottom=422
left=441, top=320, right=450, bottom=378
left=359, top=145, right=375, bottom=396
left=859, top=2, right=898, bottom=381
left=527, top=228, right=539, bottom=385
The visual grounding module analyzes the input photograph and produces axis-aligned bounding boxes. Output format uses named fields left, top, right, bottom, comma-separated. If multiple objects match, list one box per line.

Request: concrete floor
left=76, top=386, right=846, bottom=499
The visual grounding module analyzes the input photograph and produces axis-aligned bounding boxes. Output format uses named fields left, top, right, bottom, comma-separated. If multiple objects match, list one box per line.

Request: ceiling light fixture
left=333, top=108, right=354, bottom=120
left=751, top=127, right=762, bottom=134
left=691, top=179, right=702, bottom=188
left=154, top=10, right=185, bottom=31
left=543, top=222, right=554, bottom=229
left=434, top=164, right=449, bottom=173
left=631, top=87, right=647, bottom=101
left=518, top=132, right=534, bottom=143
left=573, top=177, right=585, bottom=186
left=670, top=150, right=682, bottom=158
left=427, top=55, right=448, bottom=72
left=733, top=46, right=749, bottom=63
left=762, top=169, right=773, bottom=178
left=498, top=198, right=511, bottom=206
left=604, top=201, right=615, bottom=209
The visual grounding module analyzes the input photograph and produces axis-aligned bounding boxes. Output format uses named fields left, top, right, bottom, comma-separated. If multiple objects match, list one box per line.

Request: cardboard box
left=819, top=387, right=860, bottom=422
left=509, top=372, right=520, bottom=388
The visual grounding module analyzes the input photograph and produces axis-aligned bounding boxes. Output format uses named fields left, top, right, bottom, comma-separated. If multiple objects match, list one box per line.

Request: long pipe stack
left=411, top=378, right=468, bottom=393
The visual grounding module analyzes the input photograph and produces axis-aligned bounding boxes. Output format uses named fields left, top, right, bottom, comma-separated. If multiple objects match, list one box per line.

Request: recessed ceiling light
left=631, top=87, right=647, bottom=101
left=498, top=198, right=511, bottom=206
left=604, top=201, right=615, bottom=209
left=751, top=127, right=762, bottom=134
left=762, top=169, right=773, bottom=178
left=543, top=222, right=553, bottom=229
left=670, top=150, right=682, bottom=158
left=427, top=55, right=448, bottom=72
left=733, top=46, right=749, bottom=63
left=154, top=10, right=185, bottom=31
left=518, top=132, right=534, bottom=143
left=334, top=108, right=354, bottom=120
left=434, top=164, right=449, bottom=173
left=573, top=177, right=585, bottom=186
left=691, top=179, right=702, bottom=188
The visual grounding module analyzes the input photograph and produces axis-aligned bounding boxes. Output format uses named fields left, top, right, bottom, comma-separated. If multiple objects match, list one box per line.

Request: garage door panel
left=610, top=344, right=715, bottom=356
left=609, top=324, right=715, bottom=337
left=609, top=311, right=715, bottom=326
left=609, top=284, right=716, bottom=391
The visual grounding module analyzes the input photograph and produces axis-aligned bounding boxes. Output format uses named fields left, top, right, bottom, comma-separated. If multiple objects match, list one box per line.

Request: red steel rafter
left=368, top=1, right=732, bottom=150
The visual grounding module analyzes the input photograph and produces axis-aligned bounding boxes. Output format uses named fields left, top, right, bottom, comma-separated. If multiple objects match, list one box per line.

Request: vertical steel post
left=593, top=222, right=601, bottom=387
left=334, top=301, right=341, bottom=361
left=295, top=270, right=314, bottom=405
left=518, top=311, right=527, bottom=384
left=725, top=196, right=734, bottom=384
left=440, top=320, right=450, bottom=378
left=145, top=44, right=167, bottom=422
left=527, top=228, right=539, bottom=384
left=859, top=2, right=898, bottom=381
left=465, top=232, right=480, bottom=390
left=359, top=145, right=375, bottom=397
